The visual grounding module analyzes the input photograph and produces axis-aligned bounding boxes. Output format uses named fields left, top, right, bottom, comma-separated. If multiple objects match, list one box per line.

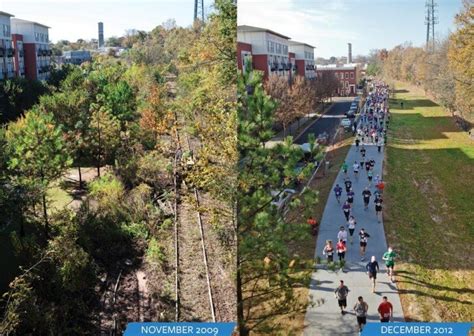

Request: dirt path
left=177, top=195, right=213, bottom=321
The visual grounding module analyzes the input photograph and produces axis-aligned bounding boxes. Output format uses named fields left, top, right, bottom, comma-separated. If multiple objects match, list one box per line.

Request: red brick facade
left=23, top=43, right=37, bottom=80
left=316, top=66, right=359, bottom=95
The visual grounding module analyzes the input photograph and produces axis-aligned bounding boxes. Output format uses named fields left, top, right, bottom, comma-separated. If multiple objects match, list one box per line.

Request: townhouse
left=316, top=63, right=360, bottom=96
left=237, top=25, right=297, bottom=81
left=11, top=18, right=52, bottom=81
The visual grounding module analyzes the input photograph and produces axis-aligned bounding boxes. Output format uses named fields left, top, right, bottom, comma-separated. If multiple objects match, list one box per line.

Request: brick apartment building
left=288, top=41, right=315, bottom=79
left=316, top=63, right=360, bottom=96
left=11, top=18, right=52, bottom=81
left=237, top=25, right=316, bottom=82
left=237, top=25, right=296, bottom=81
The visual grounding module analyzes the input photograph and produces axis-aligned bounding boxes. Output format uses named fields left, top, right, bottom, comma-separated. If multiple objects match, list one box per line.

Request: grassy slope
left=384, top=83, right=474, bottom=322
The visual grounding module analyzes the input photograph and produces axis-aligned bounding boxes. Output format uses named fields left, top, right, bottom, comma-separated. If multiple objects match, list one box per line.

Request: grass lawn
left=384, top=82, right=474, bottom=322
left=268, top=132, right=353, bottom=335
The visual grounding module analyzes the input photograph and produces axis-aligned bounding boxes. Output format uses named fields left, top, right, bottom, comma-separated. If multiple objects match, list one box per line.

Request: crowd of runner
left=321, top=81, right=398, bottom=334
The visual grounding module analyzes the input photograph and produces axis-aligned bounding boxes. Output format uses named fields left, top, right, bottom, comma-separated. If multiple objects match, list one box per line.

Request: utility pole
left=425, top=0, right=439, bottom=52
left=194, top=0, right=204, bottom=22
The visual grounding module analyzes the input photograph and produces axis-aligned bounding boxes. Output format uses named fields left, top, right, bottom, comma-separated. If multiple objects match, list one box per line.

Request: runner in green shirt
left=342, top=161, right=348, bottom=175
left=382, top=247, right=397, bottom=282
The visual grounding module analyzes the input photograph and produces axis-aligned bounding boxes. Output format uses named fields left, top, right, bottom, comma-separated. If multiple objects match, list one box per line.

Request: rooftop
left=317, top=63, right=359, bottom=70
left=11, top=18, right=50, bottom=29
left=289, top=40, right=316, bottom=49
left=238, top=25, right=290, bottom=40
left=0, top=11, right=14, bottom=17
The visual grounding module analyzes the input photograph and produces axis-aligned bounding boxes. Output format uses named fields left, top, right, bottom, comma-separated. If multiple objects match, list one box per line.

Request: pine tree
left=5, top=110, right=72, bottom=236
left=237, top=70, right=319, bottom=335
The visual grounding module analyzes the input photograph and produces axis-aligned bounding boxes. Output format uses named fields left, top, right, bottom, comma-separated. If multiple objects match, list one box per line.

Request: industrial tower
left=194, top=0, right=204, bottom=22
left=425, top=0, right=439, bottom=51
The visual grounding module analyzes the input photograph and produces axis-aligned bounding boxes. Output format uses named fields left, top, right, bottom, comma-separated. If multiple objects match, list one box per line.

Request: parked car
left=341, top=118, right=352, bottom=129
left=270, top=189, right=296, bottom=212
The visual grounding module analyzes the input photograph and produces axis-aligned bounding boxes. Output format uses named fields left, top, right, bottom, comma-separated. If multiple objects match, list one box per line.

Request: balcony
left=0, top=48, right=4, bottom=57
left=7, top=48, right=14, bottom=57
left=19, top=50, right=24, bottom=57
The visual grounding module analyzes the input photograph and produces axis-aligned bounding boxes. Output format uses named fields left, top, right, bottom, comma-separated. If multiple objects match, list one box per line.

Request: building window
left=350, top=72, right=354, bottom=79
left=344, top=72, right=348, bottom=79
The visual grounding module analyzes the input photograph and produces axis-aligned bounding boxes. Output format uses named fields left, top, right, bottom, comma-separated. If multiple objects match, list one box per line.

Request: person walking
left=353, top=296, right=369, bottom=335
left=378, top=296, right=393, bottom=322
left=322, top=240, right=334, bottom=265
left=355, top=137, right=360, bottom=151
left=366, top=256, right=380, bottom=293
left=353, top=161, right=360, bottom=179
left=342, top=161, right=348, bottom=175
left=374, top=194, right=383, bottom=222
left=376, top=180, right=385, bottom=195
left=342, top=201, right=351, bottom=221
left=336, top=239, right=347, bottom=264
left=359, top=228, right=370, bottom=261
left=364, top=160, right=371, bottom=175
left=360, top=146, right=366, bottom=160
left=347, top=215, right=356, bottom=244
left=334, top=280, right=350, bottom=315
left=382, top=247, right=397, bottom=282
left=337, top=226, right=348, bottom=246
left=367, top=169, right=373, bottom=186
left=344, top=178, right=352, bottom=193
left=362, top=187, right=372, bottom=210
left=347, top=188, right=355, bottom=208
left=334, top=184, right=343, bottom=203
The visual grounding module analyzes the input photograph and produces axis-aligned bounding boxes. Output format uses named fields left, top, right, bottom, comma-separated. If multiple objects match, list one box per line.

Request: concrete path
left=304, top=105, right=404, bottom=335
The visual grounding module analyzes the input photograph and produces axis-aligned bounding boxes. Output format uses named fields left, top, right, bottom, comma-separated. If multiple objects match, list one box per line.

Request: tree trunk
left=237, top=267, right=249, bottom=336
left=42, top=192, right=49, bottom=237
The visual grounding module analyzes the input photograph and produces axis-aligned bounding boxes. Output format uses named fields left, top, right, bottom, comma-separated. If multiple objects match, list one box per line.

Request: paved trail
left=304, top=103, right=404, bottom=335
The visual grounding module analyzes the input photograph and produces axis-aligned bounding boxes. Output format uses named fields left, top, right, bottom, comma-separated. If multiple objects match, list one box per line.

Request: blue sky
left=0, top=0, right=212, bottom=42
left=238, top=0, right=463, bottom=58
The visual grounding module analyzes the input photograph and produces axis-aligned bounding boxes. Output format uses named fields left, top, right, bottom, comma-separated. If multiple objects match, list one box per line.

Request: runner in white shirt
left=347, top=216, right=357, bottom=244
left=337, top=226, right=348, bottom=246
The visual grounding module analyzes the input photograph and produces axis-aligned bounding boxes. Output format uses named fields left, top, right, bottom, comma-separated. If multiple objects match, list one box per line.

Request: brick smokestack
left=348, top=43, right=352, bottom=64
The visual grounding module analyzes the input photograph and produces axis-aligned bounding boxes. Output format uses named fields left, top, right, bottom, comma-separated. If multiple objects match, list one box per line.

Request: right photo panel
left=236, top=0, right=474, bottom=335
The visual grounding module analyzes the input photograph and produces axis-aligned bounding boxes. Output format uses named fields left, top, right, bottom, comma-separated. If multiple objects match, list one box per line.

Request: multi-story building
left=12, top=34, right=25, bottom=77
left=316, top=63, right=360, bottom=96
left=0, top=11, right=16, bottom=80
left=11, top=18, right=52, bottom=81
left=237, top=25, right=294, bottom=80
left=288, top=41, right=315, bottom=79
left=63, top=50, right=92, bottom=65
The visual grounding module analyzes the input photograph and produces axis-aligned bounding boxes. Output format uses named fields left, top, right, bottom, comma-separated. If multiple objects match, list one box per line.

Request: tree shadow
left=395, top=273, right=474, bottom=295
left=388, top=113, right=466, bottom=140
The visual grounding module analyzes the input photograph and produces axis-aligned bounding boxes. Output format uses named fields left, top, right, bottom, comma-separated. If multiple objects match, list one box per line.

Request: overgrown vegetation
left=0, top=0, right=236, bottom=332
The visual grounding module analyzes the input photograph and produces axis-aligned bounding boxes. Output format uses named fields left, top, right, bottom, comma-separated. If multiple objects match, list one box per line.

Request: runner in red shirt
left=377, top=296, right=393, bottom=322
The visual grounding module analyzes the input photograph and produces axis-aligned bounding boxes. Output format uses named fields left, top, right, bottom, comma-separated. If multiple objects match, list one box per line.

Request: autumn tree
left=265, top=74, right=294, bottom=136
left=5, top=110, right=72, bottom=236
left=448, top=0, right=474, bottom=125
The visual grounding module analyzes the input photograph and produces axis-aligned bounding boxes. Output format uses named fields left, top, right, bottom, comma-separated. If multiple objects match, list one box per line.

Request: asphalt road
left=295, top=99, right=353, bottom=145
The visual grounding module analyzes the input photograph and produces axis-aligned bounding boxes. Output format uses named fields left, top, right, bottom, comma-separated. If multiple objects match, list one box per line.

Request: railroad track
left=173, top=130, right=217, bottom=322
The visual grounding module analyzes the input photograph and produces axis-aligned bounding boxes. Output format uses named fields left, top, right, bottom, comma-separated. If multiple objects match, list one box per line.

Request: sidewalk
left=303, top=122, right=403, bottom=334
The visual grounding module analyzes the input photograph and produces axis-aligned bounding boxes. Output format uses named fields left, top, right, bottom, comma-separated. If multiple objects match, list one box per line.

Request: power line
left=425, top=0, right=439, bottom=51
left=194, top=0, right=204, bottom=22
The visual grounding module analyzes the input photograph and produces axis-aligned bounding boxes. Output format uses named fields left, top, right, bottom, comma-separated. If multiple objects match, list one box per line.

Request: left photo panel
left=0, top=0, right=237, bottom=334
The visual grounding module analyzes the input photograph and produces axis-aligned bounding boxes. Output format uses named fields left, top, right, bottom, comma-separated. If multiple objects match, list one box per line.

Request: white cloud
left=238, top=0, right=359, bottom=57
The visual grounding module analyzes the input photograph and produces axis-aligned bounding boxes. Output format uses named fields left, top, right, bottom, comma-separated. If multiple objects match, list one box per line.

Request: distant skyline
left=0, top=0, right=213, bottom=42
left=238, top=0, right=463, bottom=58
